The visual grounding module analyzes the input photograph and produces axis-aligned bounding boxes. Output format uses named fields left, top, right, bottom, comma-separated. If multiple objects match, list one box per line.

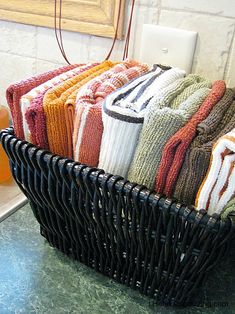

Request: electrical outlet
left=139, top=24, right=198, bottom=74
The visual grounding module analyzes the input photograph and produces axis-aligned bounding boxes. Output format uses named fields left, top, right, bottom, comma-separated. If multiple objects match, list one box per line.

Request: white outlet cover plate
left=139, top=24, right=198, bottom=74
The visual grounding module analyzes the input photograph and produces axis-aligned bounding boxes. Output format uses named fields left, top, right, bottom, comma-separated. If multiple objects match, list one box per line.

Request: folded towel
left=99, top=67, right=186, bottom=178
left=26, top=91, right=49, bottom=149
left=112, top=65, right=171, bottom=110
left=196, top=129, right=235, bottom=215
left=174, top=89, right=235, bottom=205
left=6, top=64, right=78, bottom=139
left=44, top=61, right=114, bottom=158
left=208, top=154, right=235, bottom=213
left=128, top=75, right=211, bottom=188
left=73, top=60, right=149, bottom=166
left=25, top=64, right=97, bottom=149
left=155, top=80, right=226, bottom=197
left=21, top=64, right=88, bottom=142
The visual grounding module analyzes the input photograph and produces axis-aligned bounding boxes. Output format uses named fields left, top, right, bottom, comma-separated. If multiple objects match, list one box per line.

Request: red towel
left=155, top=80, right=226, bottom=197
left=6, top=64, right=78, bottom=139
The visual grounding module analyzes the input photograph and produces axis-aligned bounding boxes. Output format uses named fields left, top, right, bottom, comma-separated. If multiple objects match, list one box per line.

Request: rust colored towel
left=173, top=89, right=235, bottom=205
left=25, top=64, right=96, bottom=149
left=73, top=60, right=149, bottom=166
left=44, top=61, right=114, bottom=158
left=155, top=80, right=226, bottom=197
left=6, top=64, right=78, bottom=139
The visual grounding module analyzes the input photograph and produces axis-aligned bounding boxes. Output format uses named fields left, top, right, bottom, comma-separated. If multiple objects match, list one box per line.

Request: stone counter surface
left=0, top=204, right=234, bottom=314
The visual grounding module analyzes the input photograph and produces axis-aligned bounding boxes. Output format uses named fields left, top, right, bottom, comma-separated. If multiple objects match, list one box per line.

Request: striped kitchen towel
left=73, top=60, right=149, bottom=166
left=196, top=128, right=235, bottom=215
left=43, top=61, right=114, bottom=157
left=23, top=64, right=89, bottom=145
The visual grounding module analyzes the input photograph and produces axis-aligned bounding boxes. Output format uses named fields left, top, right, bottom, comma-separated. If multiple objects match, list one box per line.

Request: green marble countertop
left=0, top=203, right=235, bottom=314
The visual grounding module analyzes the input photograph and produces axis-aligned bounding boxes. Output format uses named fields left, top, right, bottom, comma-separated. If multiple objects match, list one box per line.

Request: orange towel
left=43, top=61, right=114, bottom=157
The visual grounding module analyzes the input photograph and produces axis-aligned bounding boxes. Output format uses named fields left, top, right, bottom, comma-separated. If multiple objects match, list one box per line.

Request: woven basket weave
left=1, top=127, right=235, bottom=306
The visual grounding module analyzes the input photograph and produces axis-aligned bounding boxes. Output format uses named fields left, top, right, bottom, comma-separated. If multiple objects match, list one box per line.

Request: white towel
left=196, top=128, right=235, bottom=215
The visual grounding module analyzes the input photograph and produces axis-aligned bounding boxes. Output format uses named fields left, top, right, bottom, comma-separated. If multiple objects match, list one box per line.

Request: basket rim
left=1, top=127, right=235, bottom=233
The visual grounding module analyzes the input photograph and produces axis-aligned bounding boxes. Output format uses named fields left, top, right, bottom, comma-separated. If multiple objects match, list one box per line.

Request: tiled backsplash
left=0, top=0, right=235, bottom=106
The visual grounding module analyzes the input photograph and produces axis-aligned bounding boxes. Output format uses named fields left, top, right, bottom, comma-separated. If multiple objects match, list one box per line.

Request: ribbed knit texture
left=155, top=80, right=226, bottom=197
left=174, top=89, right=235, bottom=205
left=44, top=61, right=114, bottom=158
left=6, top=64, right=78, bottom=139
left=99, top=67, right=186, bottom=178
left=23, top=64, right=90, bottom=147
left=128, top=74, right=209, bottom=188
left=73, top=60, right=149, bottom=166
left=26, top=91, right=49, bottom=149
left=113, top=65, right=172, bottom=110
left=221, top=197, right=235, bottom=219
left=25, top=64, right=97, bottom=150
left=196, top=128, right=235, bottom=215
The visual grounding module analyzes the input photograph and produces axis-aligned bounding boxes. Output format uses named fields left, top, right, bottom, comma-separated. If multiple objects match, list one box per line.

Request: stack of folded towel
left=155, top=81, right=226, bottom=196
left=174, top=89, right=235, bottom=204
left=128, top=74, right=212, bottom=188
left=24, top=64, right=92, bottom=148
left=44, top=61, right=114, bottom=157
left=99, top=67, right=186, bottom=177
left=6, top=59, right=235, bottom=219
left=73, top=59, right=149, bottom=166
left=6, top=64, right=79, bottom=140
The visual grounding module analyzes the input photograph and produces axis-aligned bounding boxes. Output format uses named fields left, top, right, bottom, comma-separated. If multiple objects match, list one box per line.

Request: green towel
left=128, top=74, right=211, bottom=189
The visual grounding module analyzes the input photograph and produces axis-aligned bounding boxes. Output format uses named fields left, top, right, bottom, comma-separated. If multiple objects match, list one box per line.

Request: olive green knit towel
left=221, top=197, right=235, bottom=219
left=128, top=74, right=211, bottom=189
left=174, top=89, right=235, bottom=205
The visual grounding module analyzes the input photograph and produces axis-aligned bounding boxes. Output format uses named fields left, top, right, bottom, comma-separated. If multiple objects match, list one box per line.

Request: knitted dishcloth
left=99, top=67, right=186, bottom=178
left=113, top=65, right=172, bottom=110
left=44, top=61, right=114, bottom=158
left=174, top=89, right=235, bottom=205
left=25, top=64, right=97, bottom=149
left=155, top=80, right=226, bottom=196
left=22, top=64, right=90, bottom=143
left=208, top=154, right=235, bottom=213
left=73, top=60, right=149, bottom=166
left=127, top=74, right=209, bottom=188
left=221, top=197, right=235, bottom=219
left=196, top=128, right=235, bottom=215
left=6, top=64, right=78, bottom=139
left=71, top=60, right=141, bottom=159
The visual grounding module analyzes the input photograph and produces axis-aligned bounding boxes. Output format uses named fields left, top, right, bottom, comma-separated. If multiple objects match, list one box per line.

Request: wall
left=0, top=0, right=235, bottom=106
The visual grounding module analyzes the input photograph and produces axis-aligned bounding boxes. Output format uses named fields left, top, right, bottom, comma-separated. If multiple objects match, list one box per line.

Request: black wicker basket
left=1, top=127, right=235, bottom=306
